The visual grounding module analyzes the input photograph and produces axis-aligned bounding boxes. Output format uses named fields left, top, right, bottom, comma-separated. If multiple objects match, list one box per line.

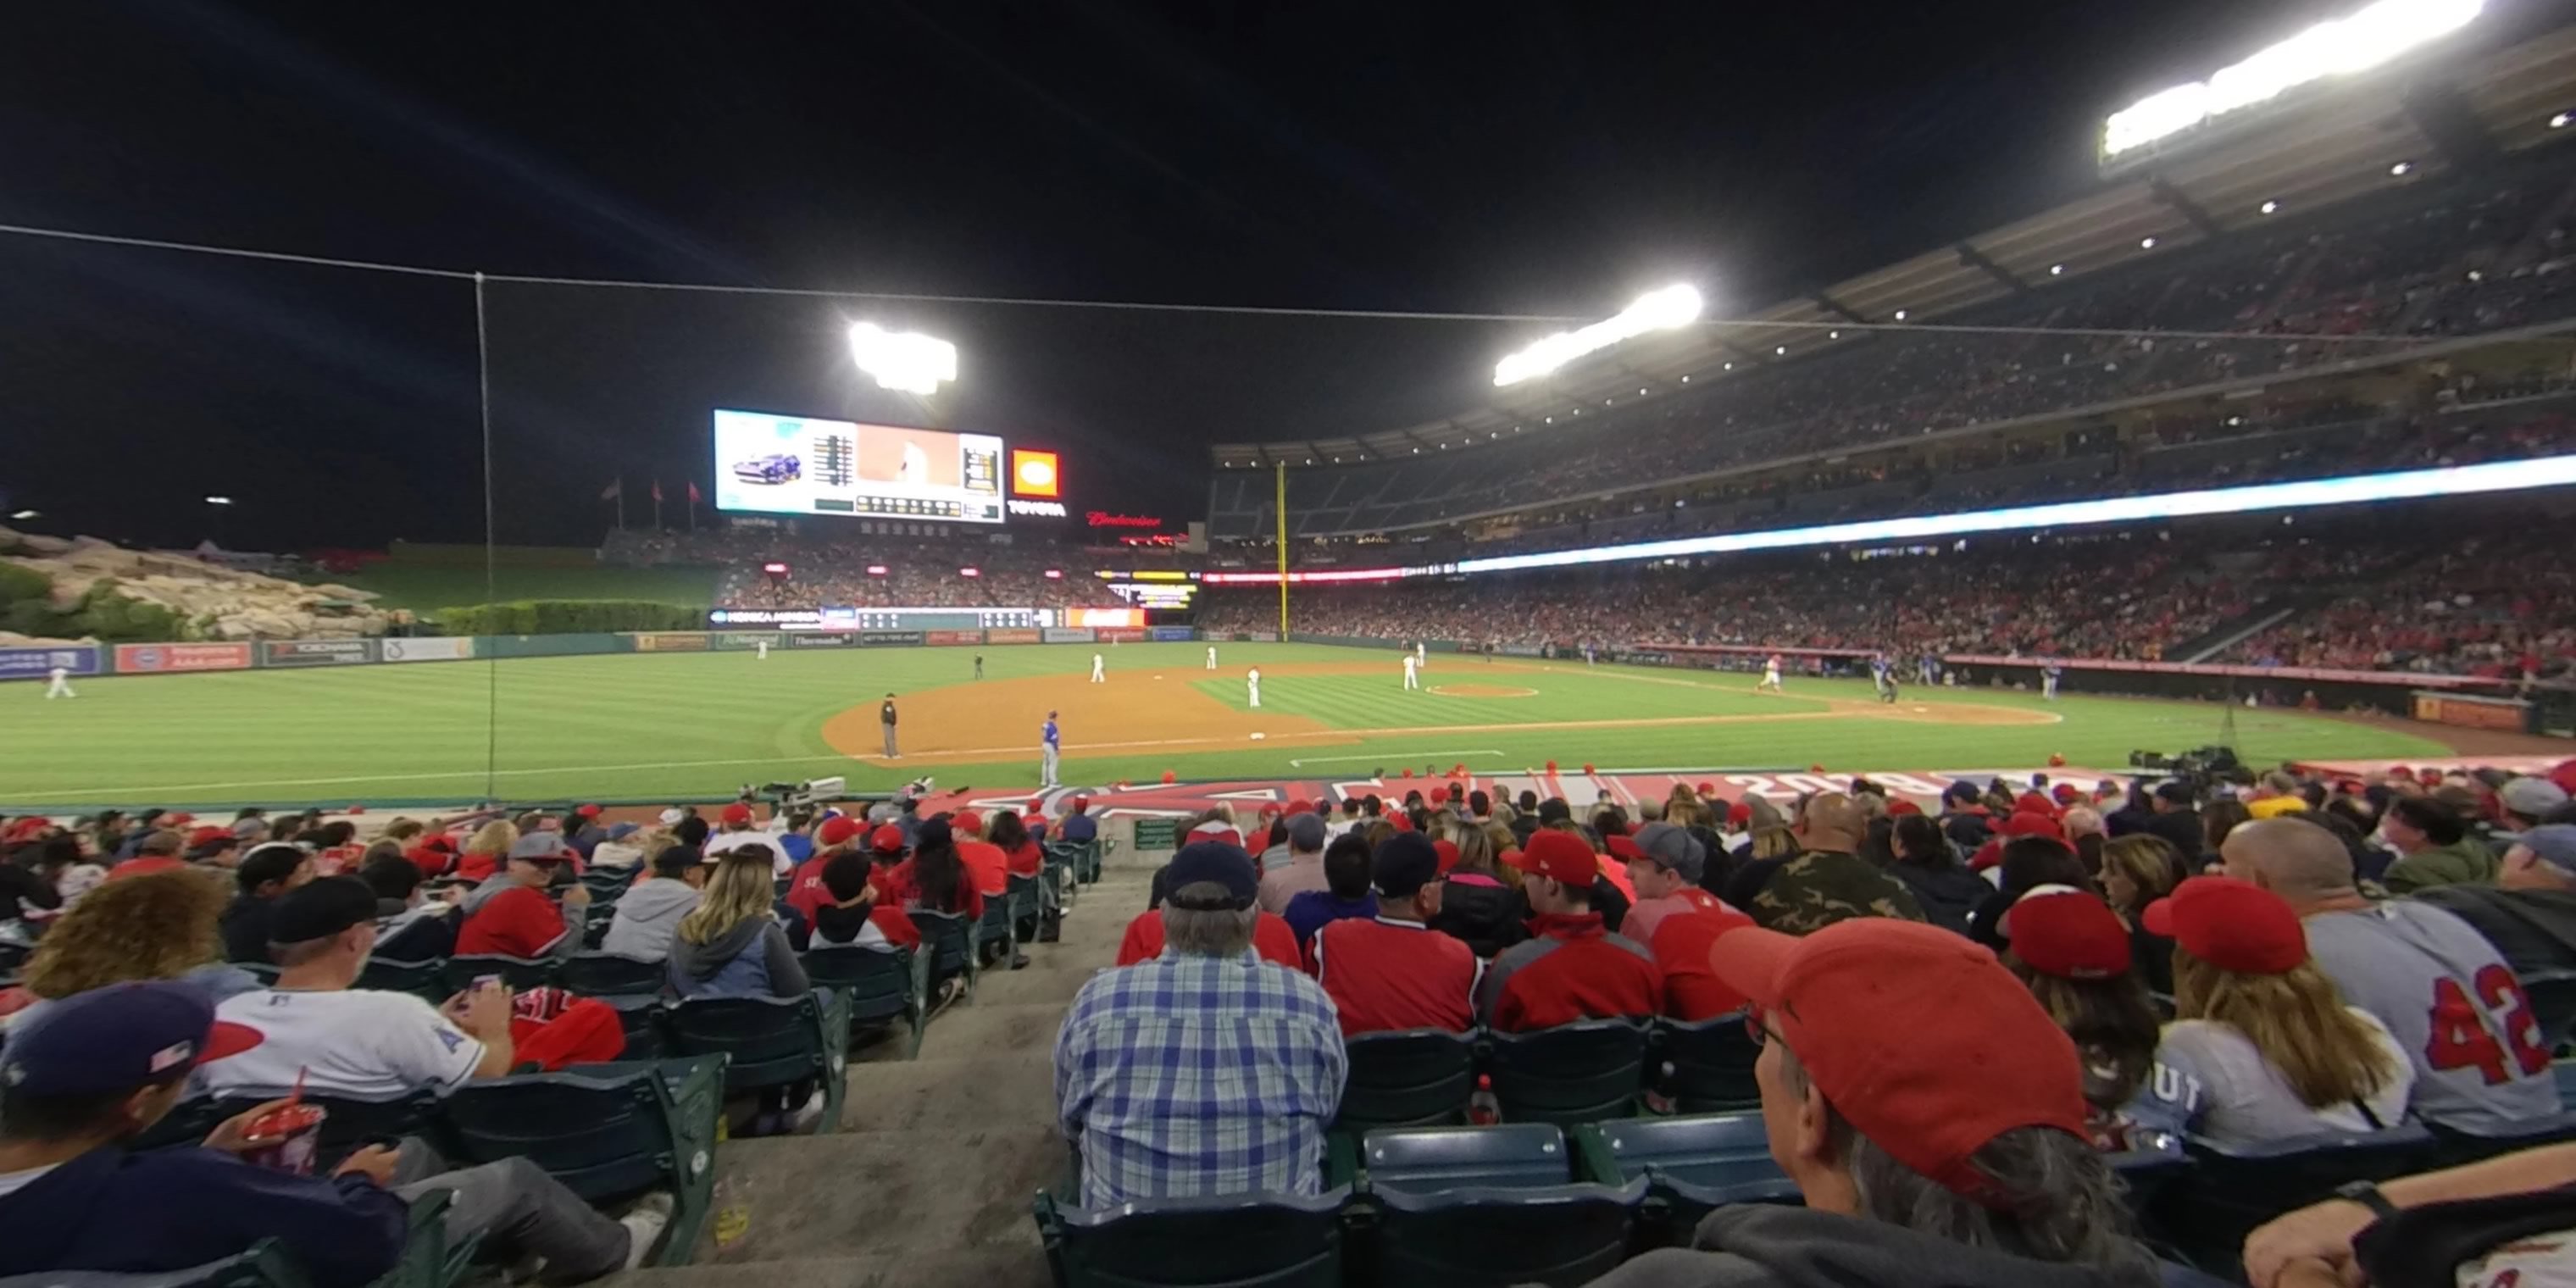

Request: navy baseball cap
left=1163, top=841, right=1258, bottom=910
left=1, top=981, right=262, bottom=1097
left=1371, top=832, right=1441, bottom=899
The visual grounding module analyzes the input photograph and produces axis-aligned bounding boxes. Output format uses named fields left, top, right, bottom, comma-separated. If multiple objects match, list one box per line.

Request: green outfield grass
left=0, top=642, right=2454, bottom=808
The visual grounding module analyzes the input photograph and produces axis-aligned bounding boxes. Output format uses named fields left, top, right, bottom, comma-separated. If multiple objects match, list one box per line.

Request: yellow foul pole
left=1274, top=462, right=1290, bottom=637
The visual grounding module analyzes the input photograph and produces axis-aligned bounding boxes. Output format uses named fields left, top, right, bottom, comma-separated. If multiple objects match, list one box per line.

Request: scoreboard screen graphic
left=712, top=408, right=1004, bottom=523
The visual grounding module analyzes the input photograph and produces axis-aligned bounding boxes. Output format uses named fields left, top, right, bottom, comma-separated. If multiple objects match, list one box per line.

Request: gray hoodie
left=664, top=915, right=808, bottom=999
left=1585, top=1205, right=2161, bottom=1288
left=600, top=878, right=701, bottom=961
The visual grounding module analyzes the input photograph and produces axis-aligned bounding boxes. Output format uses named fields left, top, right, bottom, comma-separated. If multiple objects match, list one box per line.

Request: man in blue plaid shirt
left=1053, top=840, right=1346, bottom=1208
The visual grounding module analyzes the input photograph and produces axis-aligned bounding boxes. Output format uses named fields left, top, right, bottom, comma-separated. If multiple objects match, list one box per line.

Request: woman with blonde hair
left=2135, top=876, right=2412, bottom=1146
left=1432, top=820, right=1527, bottom=958
left=452, top=819, right=519, bottom=884
left=9, top=869, right=253, bottom=1030
left=669, top=850, right=809, bottom=1001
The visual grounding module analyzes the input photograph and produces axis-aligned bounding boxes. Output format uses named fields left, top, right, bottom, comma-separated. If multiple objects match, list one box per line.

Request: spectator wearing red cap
left=949, top=811, right=1010, bottom=902
left=1473, top=831, right=1661, bottom=1032
left=456, top=836, right=590, bottom=959
left=809, top=846, right=919, bottom=953
left=1995, top=891, right=2162, bottom=1150
left=785, top=817, right=868, bottom=930
left=1056, top=797, right=1098, bottom=848
left=1750, top=793, right=1924, bottom=936
left=708, top=802, right=791, bottom=877
left=402, top=833, right=457, bottom=880
left=1302, top=835, right=1477, bottom=1042
left=1586, top=919, right=2158, bottom=1288
left=2130, top=877, right=2413, bottom=1146
left=1966, top=836, right=2090, bottom=954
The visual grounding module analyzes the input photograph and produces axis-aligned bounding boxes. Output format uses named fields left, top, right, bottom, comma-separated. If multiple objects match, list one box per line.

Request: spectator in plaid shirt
left=1052, top=841, right=1345, bottom=1208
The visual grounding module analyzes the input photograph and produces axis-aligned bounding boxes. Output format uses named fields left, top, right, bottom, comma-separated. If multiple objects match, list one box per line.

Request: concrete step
left=967, top=952, right=1110, bottom=1009
left=617, top=1243, right=1049, bottom=1288
left=685, top=1128, right=1061, bottom=1264
left=915, top=1000, right=1074, bottom=1060
left=840, top=1050, right=1053, bottom=1133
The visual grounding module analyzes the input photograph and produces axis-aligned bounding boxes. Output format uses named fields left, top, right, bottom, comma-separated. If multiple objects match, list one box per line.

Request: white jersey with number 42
left=2304, top=901, right=2559, bottom=1135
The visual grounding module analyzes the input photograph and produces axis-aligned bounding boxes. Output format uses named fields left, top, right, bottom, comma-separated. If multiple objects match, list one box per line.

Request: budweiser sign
left=1085, top=511, right=1161, bottom=528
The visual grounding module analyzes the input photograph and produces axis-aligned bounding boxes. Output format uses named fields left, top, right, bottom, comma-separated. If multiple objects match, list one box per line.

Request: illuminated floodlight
left=7, top=509, right=35, bottom=520
left=2140, top=236, right=2157, bottom=249
left=958, top=567, right=980, bottom=578
left=204, top=496, right=233, bottom=506
left=1893, top=309, right=1908, bottom=319
left=1492, top=284, right=1702, bottom=386
left=1774, top=345, right=1787, bottom=355
left=2050, top=264, right=2066, bottom=275
left=2101, top=0, right=2485, bottom=158
left=2260, top=199, right=2281, bottom=214
left=846, top=322, right=957, bottom=395
left=2555, top=112, right=2573, bottom=128
left=2390, top=160, right=2414, bottom=175
left=1453, top=452, right=2576, bottom=576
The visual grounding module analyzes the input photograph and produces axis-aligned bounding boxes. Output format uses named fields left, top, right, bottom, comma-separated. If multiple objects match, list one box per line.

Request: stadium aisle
left=609, top=870, right=1152, bottom=1288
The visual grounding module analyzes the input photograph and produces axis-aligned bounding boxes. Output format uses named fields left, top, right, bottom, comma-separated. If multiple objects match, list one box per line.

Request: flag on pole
left=686, top=480, right=700, bottom=533
left=687, top=481, right=702, bottom=504
left=598, top=479, right=621, bottom=501
left=650, top=480, right=663, bottom=530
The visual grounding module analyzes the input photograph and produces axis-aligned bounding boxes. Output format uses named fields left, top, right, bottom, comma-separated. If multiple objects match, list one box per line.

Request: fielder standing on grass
left=1247, top=666, right=1263, bottom=709
left=755, top=637, right=769, bottom=661
left=880, top=692, right=899, bottom=759
left=2042, top=659, right=2062, bottom=701
left=45, top=665, right=74, bottom=700
left=1041, top=710, right=1062, bottom=788
left=1757, top=652, right=1784, bottom=694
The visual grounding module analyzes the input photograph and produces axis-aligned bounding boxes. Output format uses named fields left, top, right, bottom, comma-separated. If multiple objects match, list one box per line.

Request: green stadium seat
left=1570, top=1113, right=1795, bottom=1242
left=1042, top=841, right=1082, bottom=909
left=2524, top=968, right=2576, bottom=1051
left=1360, top=1174, right=1647, bottom=1288
left=663, top=989, right=849, bottom=1134
left=971, top=890, right=1017, bottom=965
left=2106, top=1130, right=2191, bottom=1216
left=908, top=908, right=978, bottom=1005
left=800, top=945, right=925, bottom=1058
left=1486, top=1019, right=1648, bottom=1125
left=435, top=1057, right=724, bottom=1269
left=2557, top=1058, right=2576, bottom=1108
left=354, top=957, right=447, bottom=1001
left=1335, top=1029, right=1479, bottom=1132
left=1650, top=1013, right=1761, bottom=1113
left=2147, top=1125, right=2440, bottom=1274
left=1361, top=1124, right=1574, bottom=1192
left=208, top=1092, right=440, bottom=1174
left=600, top=994, right=667, bottom=1060
left=440, top=954, right=558, bottom=994
left=558, top=951, right=665, bottom=997
left=1008, top=872, right=1042, bottom=943
left=576, top=871, right=631, bottom=902
left=1031, top=1187, right=1346, bottom=1288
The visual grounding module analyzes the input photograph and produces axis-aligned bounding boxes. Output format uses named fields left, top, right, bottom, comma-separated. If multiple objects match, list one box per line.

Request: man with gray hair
left=1054, top=841, right=1344, bottom=1207
left=2223, top=819, right=2557, bottom=1133
left=1587, top=919, right=2159, bottom=1288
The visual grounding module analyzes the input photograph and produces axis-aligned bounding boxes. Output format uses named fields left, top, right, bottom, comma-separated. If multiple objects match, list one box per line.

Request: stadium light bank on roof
left=1199, top=453, right=2576, bottom=585
left=1492, top=285, right=1702, bottom=386
left=2101, top=0, right=2484, bottom=164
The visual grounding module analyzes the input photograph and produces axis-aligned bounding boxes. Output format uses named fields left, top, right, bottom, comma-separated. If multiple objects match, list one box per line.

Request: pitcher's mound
left=1429, top=684, right=1539, bottom=698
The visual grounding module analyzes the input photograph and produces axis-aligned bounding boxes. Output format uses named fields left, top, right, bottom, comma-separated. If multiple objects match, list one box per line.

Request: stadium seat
left=800, top=945, right=925, bottom=1058
left=1485, top=1019, right=1648, bottom=1125
left=240, top=963, right=282, bottom=985
left=441, top=954, right=558, bottom=994
left=11, top=1191, right=463, bottom=1288
left=1570, top=1113, right=1796, bottom=1242
left=2557, top=1058, right=2576, bottom=1109
left=2147, top=1125, right=2441, bottom=1274
left=1008, top=872, right=1042, bottom=943
left=2106, top=1130, right=2190, bottom=1216
left=1360, top=1123, right=1575, bottom=1191
left=1335, top=1029, right=1479, bottom=1133
left=601, top=994, right=668, bottom=1060
left=1042, top=841, right=1082, bottom=909
left=558, top=951, right=666, bottom=997
left=2524, top=969, right=2576, bottom=1052
left=576, top=871, right=630, bottom=902
left=1650, top=1013, right=1761, bottom=1113
left=210, top=1091, right=441, bottom=1174
left=972, top=891, right=1016, bottom=963
left=909, top=908, right=977, bottom=1005
left=435, top=1056, right=724, bottom=1269
left=1359, top=1174, right=1648, bottom=1288
left=129, top=1096, right=231, bottom=1153
left=663, top=989, right=850, bottom=1134
left=354, top=956, right=447, bottom=1001
left=1031, top=1187, right=1346, bottom=1288
left=2429, top=1109, right=2576, bottom=1163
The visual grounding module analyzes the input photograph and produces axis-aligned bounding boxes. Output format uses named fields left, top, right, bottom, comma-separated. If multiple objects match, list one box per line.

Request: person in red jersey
left=1474, top=830, right=1661, bottom=1031
left=1313, top=833, right=1479, bottom=1035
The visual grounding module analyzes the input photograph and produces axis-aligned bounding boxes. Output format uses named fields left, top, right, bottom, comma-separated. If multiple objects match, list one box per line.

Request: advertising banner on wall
left=1096, top=628, right=1148, bottom=644
left=787, top=632, right=853, bottom=648
left=379, top=637, right=475, bottom=663
left=712, top=632, right=783, bottom=652
left=1041, top=627, right=1096, bottom=644
left=987, top=628, right=1043, bottom=645
left=262, top=639, right=377, bottom=668
left=0, top=645, right=101, bottom=681
left=114, top=642, right=255, bottom=674
left=1239, top=631, right=1278, bottom=642
left=1148, top=625, right=1196, bottom=642
left=858, top=631, right=926, bottom=647
left=924, top=630, right=982, bottom=646
left=631, top=633, right=711, bottom=652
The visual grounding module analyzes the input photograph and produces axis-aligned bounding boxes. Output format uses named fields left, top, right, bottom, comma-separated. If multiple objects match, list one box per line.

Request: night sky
left=0, top=0, right=2419, bottom=550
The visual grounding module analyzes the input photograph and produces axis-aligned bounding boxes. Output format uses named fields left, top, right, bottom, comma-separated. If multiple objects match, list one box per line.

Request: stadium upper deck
left=1208, top=25, right=2576, bottom=543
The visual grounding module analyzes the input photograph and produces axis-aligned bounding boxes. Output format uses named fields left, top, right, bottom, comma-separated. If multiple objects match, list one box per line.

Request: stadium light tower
left=1493, top=284, right=1702, bottom=387
left=847, top=322, right=958, bottom=396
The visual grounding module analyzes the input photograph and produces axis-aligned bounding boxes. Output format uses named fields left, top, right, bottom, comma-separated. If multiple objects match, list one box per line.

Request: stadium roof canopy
left=1210, top=23, right=2576, bottom=471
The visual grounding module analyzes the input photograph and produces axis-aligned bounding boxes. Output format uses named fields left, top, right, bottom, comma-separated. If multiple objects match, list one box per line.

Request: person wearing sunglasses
left=1587, top=919, right=2161, bottom=1288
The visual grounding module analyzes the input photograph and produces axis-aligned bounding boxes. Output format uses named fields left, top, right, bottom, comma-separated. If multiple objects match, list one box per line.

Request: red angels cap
left=1604, top=834, right=1644, bottom=861
left=186, top=825, right=232, bottom=847
left=162, top=813, right=196, bottom=827
left=1432, top=839, right=1460, bottom=873
left=1185, top=819, right=1242, bottom=849
left=2049, top=785, right=2080, bottom=806
left=1710, top=919, right=2089, bottom=1208
left=1286, top=798, right=1313, bottom=816
left=2004, top=892, right=2132, bottom=980
left=1507, top=830, right=1598, bottom=885
left=1885, top=799, right=1924, bottom=817
left=576, top=804, right=602, bottom=819
left=868, top=824, right=907, bottom=855
left=1728, top=802, right=1754, bottom=827
left=2001, top=811, right=2066, bottom=840
left=2141, top=876, right=2307, bottom=975
left=720, top=802, right=754, bottom=826
left=953, top=810, right=984, bottom=836
left=817, top=817, right=863, bottom=847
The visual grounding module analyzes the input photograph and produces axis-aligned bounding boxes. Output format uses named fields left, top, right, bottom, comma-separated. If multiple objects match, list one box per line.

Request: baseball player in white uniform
left=1090, top=653, right=1105, bottom=683
left=1402, top=652, right=1420, bottom=691
left=1246, top=666, right=1262, bottom=708
left=1206, top=645, right=1218, bottom=669
left=1757, top=653, right=1783, bottom=694
left=1415, top=641, right=1427, bottom=666
left=45, top=666, right=74, bottom=699
left=755, top=639, right=769, bottom=661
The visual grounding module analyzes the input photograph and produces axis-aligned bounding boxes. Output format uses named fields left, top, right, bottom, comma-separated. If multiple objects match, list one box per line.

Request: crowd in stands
left=0, top=787, right=1108, bottom=1283
left=1213, top=158, right=2576, bottom=541
left=1058, top=758, right=2576, bottom=1286
left=602, top=526, right=1162, bottom=610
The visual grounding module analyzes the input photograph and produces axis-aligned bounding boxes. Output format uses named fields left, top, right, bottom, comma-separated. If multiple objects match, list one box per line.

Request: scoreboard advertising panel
left=713, top=409, right=1003, bottom=523
left=1005, top=448, right=1069, bottom=518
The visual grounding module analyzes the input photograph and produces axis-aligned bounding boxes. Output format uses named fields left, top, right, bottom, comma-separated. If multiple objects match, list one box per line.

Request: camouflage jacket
left=1750, top=849, right=1927, bottom=935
